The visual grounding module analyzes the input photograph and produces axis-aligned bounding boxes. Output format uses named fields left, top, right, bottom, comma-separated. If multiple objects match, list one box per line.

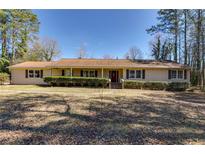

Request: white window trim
left=28, top=70, right=34, bottom=78
left=171, top=70, right=177, bottom=79
left=89, top=70, right=96, bottom=77
left=170, top=70, right=184, bottom=80
left=178, top=70, right=184, bottom=79
left=82, top=70, right=97, bottom=77
left=129, top=70, right=142, bottom=79
left=129, top=70, right=136, bottom=79
left=135, top=70, right=142, bottom=79
left=28, top=70, right=42, bottom=78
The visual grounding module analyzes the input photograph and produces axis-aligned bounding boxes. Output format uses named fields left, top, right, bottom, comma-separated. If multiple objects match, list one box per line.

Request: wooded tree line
left=0, top=9, right=60, bottom=73
left=147, top=9, right=205, bottom=89
left=0, top=10, right=39, bottom=72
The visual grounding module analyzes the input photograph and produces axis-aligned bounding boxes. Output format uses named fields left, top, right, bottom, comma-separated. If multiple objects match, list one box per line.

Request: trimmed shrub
left=124, top=80, right=144, bottom=89
left=166, top=82, right=189, bottom=91
left=124, top=80, right=168, bottom=90
left=44, top=76, right=109, bottom=88
left=124, top=80, right=189, bottom=91
left=0, top=73, right=9, bottom=85
left=144, top=82, right=168, bottom=90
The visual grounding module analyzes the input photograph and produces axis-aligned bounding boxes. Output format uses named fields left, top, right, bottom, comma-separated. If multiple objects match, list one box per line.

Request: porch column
left=71, top=68, right=73, bottom=77
left=123, top=68, right=126, bottom=79
left=101, top=68, right=104, bottom=78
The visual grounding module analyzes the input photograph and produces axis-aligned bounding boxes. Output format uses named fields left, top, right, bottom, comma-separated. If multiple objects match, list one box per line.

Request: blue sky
left=33, top=9, right=158, bottom=59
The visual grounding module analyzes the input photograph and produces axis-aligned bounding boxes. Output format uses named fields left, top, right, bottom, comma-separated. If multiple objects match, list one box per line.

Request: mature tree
left=149, top=35, right=161, bottom=60
left=26, top=38, right=60, bottom=61
left=125, top=46, right=142, bottom=60
left=187, top=10, right=205, bottom=88
left=183, top=9, right=189, bottom=65
left=0, top=10, right=10, bottom=58
left=0, top=56, right=9, bottom=72
left=22, top=40, right=42, bottom=61
left=150, top=34, right=173, bottom=61
left=12, top=10, right=39, bottom=61
left=147, top=9, right=181, bottom=62
left=0, top=9, right=39, bottom=72
left=40, top=38, right=60, bottom=61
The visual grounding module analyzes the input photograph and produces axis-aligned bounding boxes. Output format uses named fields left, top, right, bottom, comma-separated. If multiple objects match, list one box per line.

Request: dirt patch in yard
left=0, top=86, right=205, bottom=144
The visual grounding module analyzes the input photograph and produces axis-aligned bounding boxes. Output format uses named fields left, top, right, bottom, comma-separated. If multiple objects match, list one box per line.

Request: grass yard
left=0, top=85, right=205, bottom=144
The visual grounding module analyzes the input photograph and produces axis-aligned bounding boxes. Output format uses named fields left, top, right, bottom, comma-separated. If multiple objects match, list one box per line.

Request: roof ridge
left=60, top=58, right=129, bottom=60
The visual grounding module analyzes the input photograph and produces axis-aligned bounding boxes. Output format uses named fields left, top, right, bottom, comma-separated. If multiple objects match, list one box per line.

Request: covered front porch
left=50, top=68, right=125, bottom=83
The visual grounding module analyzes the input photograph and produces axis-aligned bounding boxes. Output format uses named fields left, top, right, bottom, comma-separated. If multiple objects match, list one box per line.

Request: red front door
left=109, top=71, right=118, bottom=82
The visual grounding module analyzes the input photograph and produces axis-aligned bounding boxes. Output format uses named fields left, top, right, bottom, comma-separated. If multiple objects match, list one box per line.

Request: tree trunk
left=184, top=10, right=188, bottom=65
left=11, top=28, right=16, bottom=64
left=1, top=28, right=7, bottom=58
left=178, top=33, right=181, bottom=63
left=196, top=10, right=202, bottom=86
left=200, top=11, right=205, bottom=90
left=174, top=10, right=178, bottom=62
left=201, top=31, right=205, bottom=90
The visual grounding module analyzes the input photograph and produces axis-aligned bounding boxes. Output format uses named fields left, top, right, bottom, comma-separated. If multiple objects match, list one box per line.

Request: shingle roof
left=9, top=59, right=190, bottom=69
left=9, top=61, right=53, bottom=68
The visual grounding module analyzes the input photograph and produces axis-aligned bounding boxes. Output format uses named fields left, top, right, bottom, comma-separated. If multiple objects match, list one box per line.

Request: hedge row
left=124, top=80, right=189, bottom=91
left=44, top=76, right=109, bottom=87
left=0, top=73, right=9, bottom=85
left=43, top=76, right=189, bottom=91
left=166, top=82, right=189, bottom=91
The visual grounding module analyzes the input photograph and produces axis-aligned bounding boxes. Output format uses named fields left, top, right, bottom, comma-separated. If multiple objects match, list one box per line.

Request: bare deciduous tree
left=125, top=46, right=143, bottom=60
left=76, top=45, right=87, bottom=59
left=26, top=37, right=61, bottom=61
left=103, top=54, right=113, bottom=59
left=40, top=38, right=61, bottom=61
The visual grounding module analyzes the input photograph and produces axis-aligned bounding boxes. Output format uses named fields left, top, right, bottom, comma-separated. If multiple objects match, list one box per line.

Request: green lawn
left=0, top=85, right=205, bottom=144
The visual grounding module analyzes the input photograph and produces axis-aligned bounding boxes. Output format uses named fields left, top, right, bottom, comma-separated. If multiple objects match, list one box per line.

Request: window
left=29, top=70, right=34, bottom=78
left=27, top=70, right=42, bottom=78
left=90, top=71, right=95, bottom=77
left=136, top=70, right=141, bottom=78
left=35, top=70, right=40, bottom=78
left=40, top=70, right=43, bottom=78
left=129, top=70, right=135, bottom=78
left=169, top=70, right=184, bottom=79
left=82, top=70, right=97, bottom=77
left=178, top=70, right=183, bottom=79
left=83, top=71, right=89, bottom=77
left=171, top=70, right=177, bottom=79
left=129, top=70, right=142, bottom=79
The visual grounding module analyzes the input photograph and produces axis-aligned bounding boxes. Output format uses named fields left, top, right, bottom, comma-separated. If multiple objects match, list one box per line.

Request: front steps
left=111, top=82, right=122, bottom=89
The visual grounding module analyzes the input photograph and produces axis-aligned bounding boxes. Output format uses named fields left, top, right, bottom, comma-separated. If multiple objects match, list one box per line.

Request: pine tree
left=0, top=9, right=39, bottom=72
left=147, top=9, right=181, bottom=62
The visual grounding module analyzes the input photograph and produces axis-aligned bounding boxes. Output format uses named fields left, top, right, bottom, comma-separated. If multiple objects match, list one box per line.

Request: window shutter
left=62, top=70, right=65, bottom=76
left=95, top=70, right=98, bottom=77
left=142, top=70, right=145, bottom=79
left=168, top=70, right=171, bottom=79
left=25, top=70, right=28, bottom=78
left=126, top=69, right=129, bottom=79
left=184, top=70, right=187, bottom=80
left=80, top=70, right=83, bottom=77
left=40, top=70, right=43, bottom=78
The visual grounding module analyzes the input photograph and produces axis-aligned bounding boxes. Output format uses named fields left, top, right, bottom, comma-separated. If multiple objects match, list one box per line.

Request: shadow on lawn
left=0, top=92, right=205, bottom=144
left=173, top=92, right=205, bottom=104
